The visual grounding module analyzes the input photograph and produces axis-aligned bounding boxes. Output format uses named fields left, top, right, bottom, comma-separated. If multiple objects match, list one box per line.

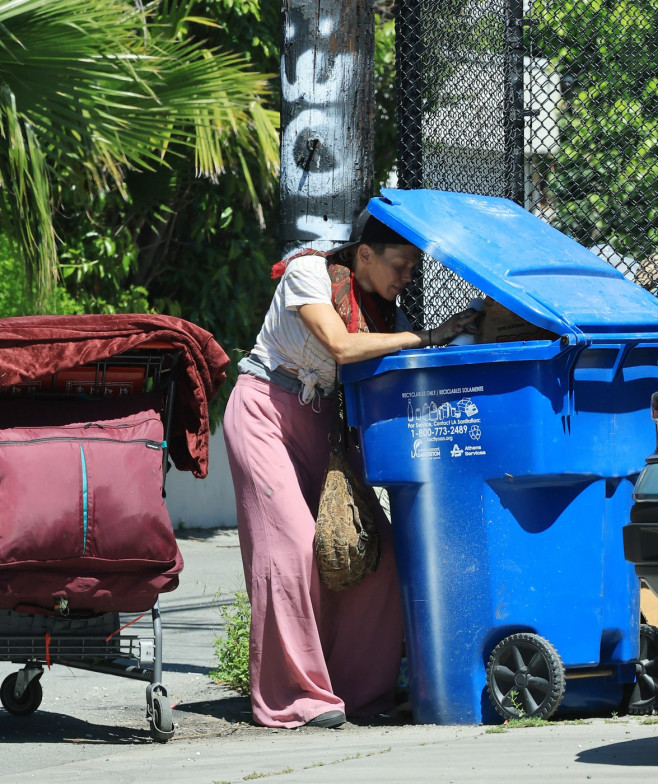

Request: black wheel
left=627, top=624, right=658, bottom=716
left=486, top=633, right=566, bottom=720
left=150, top=694, right=174, bottom=742
left=0, top=672, right=43, bottom=716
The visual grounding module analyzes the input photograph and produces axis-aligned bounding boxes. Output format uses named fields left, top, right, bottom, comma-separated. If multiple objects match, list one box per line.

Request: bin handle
left=571, top=343, right=631, bottom=384
left=622, top=342, right=658, bottom=382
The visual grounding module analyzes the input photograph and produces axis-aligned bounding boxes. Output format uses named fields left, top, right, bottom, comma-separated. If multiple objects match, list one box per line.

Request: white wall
left=165, top=424, right=237, bottom=529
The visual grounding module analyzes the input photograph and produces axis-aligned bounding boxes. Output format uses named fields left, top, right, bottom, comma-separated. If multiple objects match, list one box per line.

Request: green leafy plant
left=210, top=589, right=251, bottom=694
left=373, top=12, right=396, bottom=189
left=507, top=688, right=524, bottom=716
left=0, top=232, right=83, bottom=317
left=532, top=0, right=657, bottom=263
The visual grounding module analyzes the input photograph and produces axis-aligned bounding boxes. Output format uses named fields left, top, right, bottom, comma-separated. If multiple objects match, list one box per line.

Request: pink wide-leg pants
left=223, top=373, right=404, bottom=728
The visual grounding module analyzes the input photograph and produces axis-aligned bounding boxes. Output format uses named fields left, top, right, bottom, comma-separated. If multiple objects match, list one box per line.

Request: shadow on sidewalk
left=0, top=710, right=152, bottom=744
left=173, top=693, right=252, bottom=725
left=576, top=735, right=658, bottom=768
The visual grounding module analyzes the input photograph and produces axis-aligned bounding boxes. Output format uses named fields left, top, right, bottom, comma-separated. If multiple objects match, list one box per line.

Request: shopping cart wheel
left=1, top=672, right=43, bottom=716
left=486, top=632, right=566, bottom=721
left=627, top=624, right=658, bottom=715
left=149, top=694, right=175, bottom=743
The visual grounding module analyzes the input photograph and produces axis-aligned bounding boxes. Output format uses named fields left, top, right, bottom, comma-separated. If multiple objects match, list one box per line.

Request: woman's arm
left=298, top=304, right=478, bottom=365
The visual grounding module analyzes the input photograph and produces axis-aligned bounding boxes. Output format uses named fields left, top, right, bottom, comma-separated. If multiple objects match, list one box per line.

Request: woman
left=223, top=211, right=478, bottom=729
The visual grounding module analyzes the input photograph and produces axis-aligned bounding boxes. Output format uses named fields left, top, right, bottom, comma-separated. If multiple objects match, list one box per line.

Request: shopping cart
left=0, top=315, right=228, bottom=742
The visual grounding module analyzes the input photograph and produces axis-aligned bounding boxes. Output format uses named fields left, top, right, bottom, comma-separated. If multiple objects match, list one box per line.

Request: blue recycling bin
left=341, top=189, right=658, bottom=725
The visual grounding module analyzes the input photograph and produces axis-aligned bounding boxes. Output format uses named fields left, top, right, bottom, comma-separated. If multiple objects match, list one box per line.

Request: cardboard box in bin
left=479, top=297, right=558, bottom=343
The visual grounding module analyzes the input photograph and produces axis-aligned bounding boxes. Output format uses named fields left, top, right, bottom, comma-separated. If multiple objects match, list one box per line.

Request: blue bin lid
left=367, top=189, right=658, bottom=338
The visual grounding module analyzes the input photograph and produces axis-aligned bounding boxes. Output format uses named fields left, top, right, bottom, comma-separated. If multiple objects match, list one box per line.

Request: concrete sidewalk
left=3, top=716, right=658, bottom=783
left=1, top=528, right=657, bottom=783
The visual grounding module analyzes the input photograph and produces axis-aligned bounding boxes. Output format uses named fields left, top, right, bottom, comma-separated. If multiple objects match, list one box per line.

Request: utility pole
left=280, top=0, right=375, bottom=256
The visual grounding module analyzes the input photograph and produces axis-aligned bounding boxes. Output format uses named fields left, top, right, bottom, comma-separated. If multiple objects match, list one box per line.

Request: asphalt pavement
left=1, top=527, right=657, bottom=783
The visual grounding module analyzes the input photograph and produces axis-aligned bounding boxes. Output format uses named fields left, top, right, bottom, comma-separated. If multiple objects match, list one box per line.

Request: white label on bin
left=402, top=387, right=486, bottom=459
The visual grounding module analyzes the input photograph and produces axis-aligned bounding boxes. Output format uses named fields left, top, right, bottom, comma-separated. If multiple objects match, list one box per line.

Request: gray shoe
left=305, top=710, right=346, bottom=728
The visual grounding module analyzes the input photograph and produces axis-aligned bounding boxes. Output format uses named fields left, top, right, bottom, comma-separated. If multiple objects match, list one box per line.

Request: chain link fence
left=394, top=0, right=658, bottom=328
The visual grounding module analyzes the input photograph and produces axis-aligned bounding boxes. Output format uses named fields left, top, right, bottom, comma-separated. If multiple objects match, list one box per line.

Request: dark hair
left=333, top=241, right=390, bottom=267
left=328, top=210, right=412, bottom=261
left=358, top=216, right=409, bottom=246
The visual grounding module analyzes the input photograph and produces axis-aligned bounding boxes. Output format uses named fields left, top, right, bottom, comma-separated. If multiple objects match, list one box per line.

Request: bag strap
left=329, top=366, right=349, bottom=455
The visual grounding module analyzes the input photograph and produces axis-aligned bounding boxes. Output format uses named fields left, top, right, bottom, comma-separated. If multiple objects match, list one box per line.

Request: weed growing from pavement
left=498, top=688, right=555, bottom=728
left=486, top=717, right=593, bottom=733
left=604, top=713, right=631, bottom=724
left=233, top=746, right=392, bottom=784
left=506, top=716, right=551, bottom=727
left=210, top=589, right=251, bottom=694
left=305, top=749, right=392, bottom=768
left=506, top=688, right=524, bottom=717
left=235, top=749, right=393, bottom=781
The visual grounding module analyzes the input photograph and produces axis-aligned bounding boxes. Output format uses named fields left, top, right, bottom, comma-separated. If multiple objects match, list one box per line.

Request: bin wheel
left=486, top=633, right=566, bottom=720
left=0, top=672, right=43, bottom=716
left=150, top=694, right=175, bottom=743
left=628, top=624, right=658, bottom=716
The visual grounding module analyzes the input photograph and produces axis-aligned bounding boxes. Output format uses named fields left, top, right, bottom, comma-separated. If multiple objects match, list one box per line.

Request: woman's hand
left=423, top=308, right=480, bottom=347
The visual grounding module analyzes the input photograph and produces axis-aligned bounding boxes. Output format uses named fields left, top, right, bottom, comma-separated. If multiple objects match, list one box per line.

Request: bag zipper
left=0, top=436, right=164, bottom=449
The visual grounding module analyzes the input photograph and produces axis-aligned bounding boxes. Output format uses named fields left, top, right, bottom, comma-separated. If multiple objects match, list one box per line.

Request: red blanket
left=0, top=314, right=229, bottom=478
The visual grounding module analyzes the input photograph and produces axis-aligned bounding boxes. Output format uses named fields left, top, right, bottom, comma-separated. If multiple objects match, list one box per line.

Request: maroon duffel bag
left=0, top=396, right=183, bottom=616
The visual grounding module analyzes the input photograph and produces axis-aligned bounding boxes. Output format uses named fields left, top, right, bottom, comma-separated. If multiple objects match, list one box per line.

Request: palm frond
left=0, top=0, right=279, bottom=307
left=0, top=83, right=57, bottom=307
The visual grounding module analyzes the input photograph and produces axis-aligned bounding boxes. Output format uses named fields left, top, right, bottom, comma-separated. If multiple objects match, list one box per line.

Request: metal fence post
left=504, top=0, right=526, bottom=206
left=395, top=0, right=423, bottom=189
left=395, top=0, right=425, bottom=327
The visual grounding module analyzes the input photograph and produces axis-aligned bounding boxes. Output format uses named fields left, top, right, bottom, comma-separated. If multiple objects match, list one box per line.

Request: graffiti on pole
left=280, top=1, right=374, bottom=255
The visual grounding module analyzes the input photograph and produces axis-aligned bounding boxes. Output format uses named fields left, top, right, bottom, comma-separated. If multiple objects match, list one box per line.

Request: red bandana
left=271, top=251, right=395, bottom=334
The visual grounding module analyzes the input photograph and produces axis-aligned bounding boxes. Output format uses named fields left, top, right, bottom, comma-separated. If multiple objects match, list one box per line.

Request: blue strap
left=80, top=444, right=88, bottom=555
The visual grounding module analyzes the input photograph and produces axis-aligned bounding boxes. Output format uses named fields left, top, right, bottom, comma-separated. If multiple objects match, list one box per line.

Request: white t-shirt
left=251, top=254, right=410, bottom=402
